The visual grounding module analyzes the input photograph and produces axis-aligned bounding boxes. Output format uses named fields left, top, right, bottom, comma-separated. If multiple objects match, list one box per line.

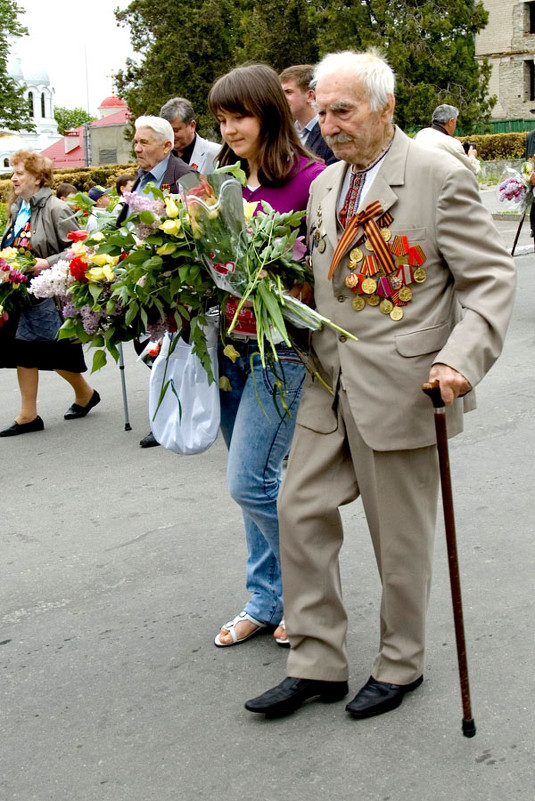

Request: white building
left=1, top=38, right=61, bottom=172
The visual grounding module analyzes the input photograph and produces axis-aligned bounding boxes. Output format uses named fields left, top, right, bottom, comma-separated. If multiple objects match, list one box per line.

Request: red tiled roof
left=40, top=109, right=130, bottom=169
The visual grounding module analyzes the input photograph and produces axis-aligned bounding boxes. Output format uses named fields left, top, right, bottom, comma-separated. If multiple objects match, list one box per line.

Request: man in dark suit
left=280, top=65, right=337, bottom=165
left=116, top=115, right=192, bottom=226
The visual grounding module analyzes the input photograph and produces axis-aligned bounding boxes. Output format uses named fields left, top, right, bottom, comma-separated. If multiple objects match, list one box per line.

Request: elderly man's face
left=170, top=116, right=196, bottom=155
left=134, top=127, right=172, bottom=171
left=315, top=73, right=394, bottom=169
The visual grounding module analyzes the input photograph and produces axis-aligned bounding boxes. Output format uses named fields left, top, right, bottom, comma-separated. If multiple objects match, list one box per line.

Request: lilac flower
left=123, top=192, right=165, bottom=216
left=80, top=305, right=101, bottom=335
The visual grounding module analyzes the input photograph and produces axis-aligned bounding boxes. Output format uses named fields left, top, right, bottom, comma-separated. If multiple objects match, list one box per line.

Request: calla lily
left=164, top=197, right=180, bottom=218
left=156, top=243, right=178, bottom=256
left=86, top=265, right=115, bottom=283
left=243, top=200, right=259, bottom=222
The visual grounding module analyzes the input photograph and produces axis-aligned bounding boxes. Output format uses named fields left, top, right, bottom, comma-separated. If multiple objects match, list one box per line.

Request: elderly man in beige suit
left=245, top=50, right=516, bottom=720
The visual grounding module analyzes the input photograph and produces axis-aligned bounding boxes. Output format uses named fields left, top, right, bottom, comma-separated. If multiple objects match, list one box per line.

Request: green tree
left=312, top=0, right=494, bottom=130
left=115, top=0, right=241, bottom=136
left=0, top=0, right=35, bottom=131
left=54, top=106, right=96, bottom=135
left=237, top=0, right=319, bottom=70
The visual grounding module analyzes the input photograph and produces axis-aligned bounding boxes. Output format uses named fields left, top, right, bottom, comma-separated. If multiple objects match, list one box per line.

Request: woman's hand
left=288, top=281, right=314, bottom=306
left=30, top=258, right=50, bottom=275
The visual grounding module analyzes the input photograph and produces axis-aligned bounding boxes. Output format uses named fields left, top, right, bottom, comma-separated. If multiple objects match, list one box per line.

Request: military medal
left=352, top=295, right=366, bottom=311
left=380, top=298, right=394, bottom=314
left=413, top=267, right=427, bottom=283
left=345, top=273, right=359, bottom=289
left=380, top=228, right=392, bottom=242
left=366, top=293, right=380, bottom=306
left=361, top=277, right=377, bottom=294
left=399, top=285, right=412, bottom=302
left=390, top=306, right=404, bottom=321
left=318, top=238, right=326, bottom=253
left=350, top=247, right=363, bottom=263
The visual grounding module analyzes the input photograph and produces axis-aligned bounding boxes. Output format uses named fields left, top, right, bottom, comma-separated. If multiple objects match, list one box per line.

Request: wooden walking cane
left=422, top=380, right=476, bottom=738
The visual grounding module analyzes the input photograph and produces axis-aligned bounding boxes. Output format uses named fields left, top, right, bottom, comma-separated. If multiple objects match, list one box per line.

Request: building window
left=526, top=60, right=535, bottom=102
left=28, top=91, right=34, bottom=117
left=41, top=93, right=46, bottom=118
left=528, top=2, right=535, bottom=34
left=99, top=148, right=118, bottom=164
left=3, top=158, right=10, bottom=168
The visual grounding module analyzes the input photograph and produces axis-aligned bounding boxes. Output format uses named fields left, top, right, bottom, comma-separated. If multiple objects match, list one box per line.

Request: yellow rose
left=86, top=266, right=110, bottom=283
left=90, top=231, right=105, bottom=242
left=103, top=265, right=115, bottom=281
left=156, top=243, right=178, bottom=256
left=89, top=254, right=110, bottom=267
left=159, top=219, right=181, bottom=237
left=164, top=196, right=180, bottom=218
left=223, top=344, right=240, bottom=363
left=0, top=247, right=17, bottom=258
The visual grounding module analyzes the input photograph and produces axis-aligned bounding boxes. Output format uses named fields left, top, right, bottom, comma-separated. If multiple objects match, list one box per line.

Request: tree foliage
left=114, top=0, right=493, bottom=135
left=54, top=107, right=96, bottom=135
left=0, top=0, right=35, bottom=131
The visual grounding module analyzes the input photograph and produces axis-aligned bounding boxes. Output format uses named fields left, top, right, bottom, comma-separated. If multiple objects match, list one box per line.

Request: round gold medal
left=349, top=247, right=363, bottom=263
left=366, top=293, right=380, bottom=306
left=413, top=267, right=427, bottom=283
left=364, top=239, right=374, bottom=253
left=380, top=298, right=394, bottom=315
left=361, top=277, right=377, bottom=294
left=352, top=295, right=366, bottom=311
left=398, top=285, right=412, bottom=302
left=390, top=306, right=404, bottom=321
left=380, top=228, right=392, bottom=242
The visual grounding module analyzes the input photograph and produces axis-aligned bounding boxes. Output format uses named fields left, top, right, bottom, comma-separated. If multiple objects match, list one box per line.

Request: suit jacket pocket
left=395, top=321, right=451, bottom=357
left=296, top=373, right=338, bottom=434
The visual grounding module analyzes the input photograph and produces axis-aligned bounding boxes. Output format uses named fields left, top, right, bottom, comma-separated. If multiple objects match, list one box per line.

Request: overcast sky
left=15, top=0, right=134, bottom=115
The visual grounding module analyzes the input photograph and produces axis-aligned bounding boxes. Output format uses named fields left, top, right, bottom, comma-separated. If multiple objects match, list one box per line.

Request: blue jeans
left=219, top=341, right=305, bottom=625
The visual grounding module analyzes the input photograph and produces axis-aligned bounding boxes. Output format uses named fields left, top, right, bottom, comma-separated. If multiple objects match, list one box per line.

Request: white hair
left=314, top=50, right=395, bottom=112
left=134, top=115, right=174, bottom=145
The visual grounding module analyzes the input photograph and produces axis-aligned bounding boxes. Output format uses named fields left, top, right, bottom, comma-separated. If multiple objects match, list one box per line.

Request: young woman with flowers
left=0, top=151, right=99, bottom=437
left=208, top=63, right=325, bottom=648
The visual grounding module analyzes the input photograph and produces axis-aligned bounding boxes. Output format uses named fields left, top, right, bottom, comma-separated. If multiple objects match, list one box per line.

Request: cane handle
left=422, top=380, right=445, bottom=409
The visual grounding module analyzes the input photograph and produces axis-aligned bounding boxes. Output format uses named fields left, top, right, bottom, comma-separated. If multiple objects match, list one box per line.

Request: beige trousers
left=278, top=387, right=439, bottom=685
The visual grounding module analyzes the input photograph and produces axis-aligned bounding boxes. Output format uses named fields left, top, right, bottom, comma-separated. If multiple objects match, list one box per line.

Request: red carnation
left=69, top=256, right=88, bottom=282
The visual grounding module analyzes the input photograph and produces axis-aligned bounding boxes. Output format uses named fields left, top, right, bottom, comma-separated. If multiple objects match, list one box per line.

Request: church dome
left=99, top=95, right=127, bottom=110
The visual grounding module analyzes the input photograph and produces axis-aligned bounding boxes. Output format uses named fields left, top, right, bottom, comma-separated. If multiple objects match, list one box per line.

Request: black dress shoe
left=245, top=677, right=349, bottom=717
left=0, top=416, right=44, bottom=437
left=64, top=390, right=101, bottom=420
left=345, top=675, right=423, bottom=719
left=139, top=431, right=160, bottom=448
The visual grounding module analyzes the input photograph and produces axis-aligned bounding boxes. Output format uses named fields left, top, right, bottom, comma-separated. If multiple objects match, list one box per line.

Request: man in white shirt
left=414, top=104, right=480, bottom=175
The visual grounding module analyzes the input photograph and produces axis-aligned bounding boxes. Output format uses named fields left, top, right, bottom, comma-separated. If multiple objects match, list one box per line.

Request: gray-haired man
left=160, top=97, right=220, bottom=173
left=414, top=103, right=479, bottom=174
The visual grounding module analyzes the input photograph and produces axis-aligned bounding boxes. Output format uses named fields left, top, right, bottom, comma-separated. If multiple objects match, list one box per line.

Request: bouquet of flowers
left=497, top=161, right=535, bottom=212
left=0, top=246, right=36, bottom=327
left=181, top=170, right=358, bottom=370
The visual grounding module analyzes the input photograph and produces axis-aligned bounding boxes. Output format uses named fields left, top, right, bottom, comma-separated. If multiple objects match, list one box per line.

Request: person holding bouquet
left=208, top=63, right=325, bottom=648
left=0, top=151, right=99, bottom=437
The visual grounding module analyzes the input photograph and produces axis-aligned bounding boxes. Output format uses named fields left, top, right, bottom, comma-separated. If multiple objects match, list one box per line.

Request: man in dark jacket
left=116, top=115, right=192, bottom=226
left=280, top=65, right=337, bottom=165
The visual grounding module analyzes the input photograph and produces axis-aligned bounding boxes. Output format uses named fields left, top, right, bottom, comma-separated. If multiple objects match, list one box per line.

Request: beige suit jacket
left=298, top=127, right=516, bottom=452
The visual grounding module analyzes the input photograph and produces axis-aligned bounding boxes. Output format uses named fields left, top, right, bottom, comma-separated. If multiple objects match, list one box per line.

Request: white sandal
left=274, top=618, right=290, bottom=648
left=214, top=610, right=266, bottom=647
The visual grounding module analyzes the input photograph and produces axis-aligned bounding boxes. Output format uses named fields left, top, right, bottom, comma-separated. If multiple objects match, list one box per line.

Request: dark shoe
left=64, top=390, right=101, bottom=420
left=245, top=677, right=349, bottom=717
left=0, top=416, right=44, bottom=437
left=345, top=675, right=423, bottom=719
left=139, top=431, right=160, bottom=448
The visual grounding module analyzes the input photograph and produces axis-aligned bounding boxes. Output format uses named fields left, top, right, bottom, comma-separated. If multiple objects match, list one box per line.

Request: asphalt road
left=1, top=198, right=534, bottom=801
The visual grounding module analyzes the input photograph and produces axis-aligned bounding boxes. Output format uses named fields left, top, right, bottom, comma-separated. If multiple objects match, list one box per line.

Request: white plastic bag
left=148, top=322, right=220, bottom=455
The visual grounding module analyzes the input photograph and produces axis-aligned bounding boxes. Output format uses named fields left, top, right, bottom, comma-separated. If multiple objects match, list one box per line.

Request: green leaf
left=91, top=349, right=107, bottom=372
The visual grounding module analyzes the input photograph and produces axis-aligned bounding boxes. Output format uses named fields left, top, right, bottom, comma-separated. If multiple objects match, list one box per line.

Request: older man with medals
left=244, top=50, right=516, bottom=720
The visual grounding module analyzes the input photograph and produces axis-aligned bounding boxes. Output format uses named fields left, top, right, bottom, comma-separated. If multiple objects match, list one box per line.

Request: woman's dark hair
left=56, top=182, right=77, bottom=199
left=208, top=63, right=315, bottom=187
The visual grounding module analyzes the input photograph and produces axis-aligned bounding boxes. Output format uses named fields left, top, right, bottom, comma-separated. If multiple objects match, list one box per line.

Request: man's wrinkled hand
left=428, top=363, right=471, bottom=406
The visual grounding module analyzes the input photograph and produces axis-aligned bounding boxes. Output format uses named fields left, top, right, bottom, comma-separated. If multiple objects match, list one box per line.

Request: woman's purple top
left=242, top=156, right=325, bottom=214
